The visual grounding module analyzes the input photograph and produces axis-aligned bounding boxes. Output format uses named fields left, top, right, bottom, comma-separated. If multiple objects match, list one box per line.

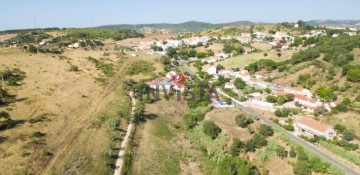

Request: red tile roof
left=294, top=94, right=317, bottom=103
left=297, top=117, right=332, bottom=132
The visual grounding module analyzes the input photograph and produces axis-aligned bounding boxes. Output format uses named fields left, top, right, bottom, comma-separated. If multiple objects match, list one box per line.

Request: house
left=243, top=47, right=252, bottom=54
left=248, top=79, right=269, bottom=89
left=214, top=51, right=229, bottom=58
left=293, top=94, right=322, bottom=112
left=207, top=66, right=217, bottom=75
left=235, top=73, right=251, bottom=82
left=202, top=56, right=223, bottom=63
left=284, top=87, right=312, bottom=98
left=295, top=117, right=335, bottom=139
left=166, top=71, right=177, bottom=79
left=145, top=77, right=173, bottom=90
left=224, top=82, right=235, bottom=89
left=235, top=36, right=252, bottom=44
left=218, top=69, right=232, bottom=78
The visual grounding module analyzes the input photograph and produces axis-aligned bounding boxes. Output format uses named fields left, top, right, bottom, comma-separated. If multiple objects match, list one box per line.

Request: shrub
left=347, top=69, right=360, bottom=82
left=266, top=95, right=277, bottom=103
left=234, top=78, right=246, bottom=89
left=230, top=138, right=243, bottom=156
left=276, top=146, right=288, bottom=158
left=70, top=65, right=78, bottom=71
left=274, top=108, right=291, bottom=117
left=235, top=114, right=253, bottom=128
left=203, top=120, right=221, bottom=139
left=342, top=131, right=353, bottom=141
left=32, top=131, right=46, bottom=138
left=258, top=124, right=274, bottom=137
left=289, top=147, right=297, bottom=158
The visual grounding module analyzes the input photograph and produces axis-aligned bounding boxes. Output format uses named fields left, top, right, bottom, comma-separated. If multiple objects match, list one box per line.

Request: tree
left=252, top=134, right=267, bottom=148
left=218, top=157, right=259, bottom=175
left=225, top=97, right=232, bottom=105
left=334, top=124, right=347, bottom=134
left=289, top=147, right=297, bottom=158
left=235, top=114, right=253, bottom=128
left=230, top=138, right=243, bottom=156
left=28, top=44, right=38, bottom=53
left=166, top=47, right=177, bottom=58
left=258, top=124, right=274, bottom=137
left=276, top=146, right=288, bottom=158
left=206, top=49, right=215, bottom=56
left=203, top=120, right=221, bottom=139
left=216, top=64, right=225, bottom=71
left=234, top=78, right=246, bottom=89
left=188, top=49, right=197, bottom=57
left=196, top=52, right=207, bottom=58
left=343, top=130, right=354, bottom=141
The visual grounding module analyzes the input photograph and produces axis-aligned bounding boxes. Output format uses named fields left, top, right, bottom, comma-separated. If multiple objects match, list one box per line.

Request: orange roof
left=297, top=117, right=332, bottom=132
left=294, top=87, right=305, bottom=91
left=294, top=94, right=317, bottom=103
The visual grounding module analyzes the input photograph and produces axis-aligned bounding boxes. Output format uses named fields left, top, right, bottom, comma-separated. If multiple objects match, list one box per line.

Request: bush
left=70, top=65, right=78, bottom=71
left=289, top=147, right=296, bottom=158
left=235, top=114, right=253, bottom=128
left=203, top=120, right=221, bottom=139
left=347, top=69, right=360, bottom=82
left=334, top=124, right=347, bottom=134
left=334, top=104, right=348, bottom=112
left=274, top=108, right=291, bottom=117
left=276, top=146, right=288, bottom=158
left=234, top=78, right=246, bottom=89
left=32, top=131, right=46, bottom=138
left=342, top=131, right=353, bottom=141
left=266, top=95, right=277, bottom=103
left=230, top=138, right=243, bottom=156
left=258, top=124, right=274, bottom=137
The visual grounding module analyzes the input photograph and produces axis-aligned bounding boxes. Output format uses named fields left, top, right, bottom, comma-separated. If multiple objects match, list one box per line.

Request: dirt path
left=41, top=60, right=133, bottom=175
left=114, top=91, right=135, bottom=175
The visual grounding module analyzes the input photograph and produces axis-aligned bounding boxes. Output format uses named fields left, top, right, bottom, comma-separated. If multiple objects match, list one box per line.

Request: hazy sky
left=1, top=0, right=360, bottom=30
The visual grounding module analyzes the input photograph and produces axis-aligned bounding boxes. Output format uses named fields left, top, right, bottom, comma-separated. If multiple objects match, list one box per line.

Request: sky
left=1, top=0, right=360, bottom=30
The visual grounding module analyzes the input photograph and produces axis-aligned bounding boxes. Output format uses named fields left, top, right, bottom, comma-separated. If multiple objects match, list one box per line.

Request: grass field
left=208, top=49, right=294, bottom=70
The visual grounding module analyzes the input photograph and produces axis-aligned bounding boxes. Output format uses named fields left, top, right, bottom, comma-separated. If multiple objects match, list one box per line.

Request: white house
left=295, top=117, right=335, bottom=139
left=294, top=94, right=322, bottom=112
left=235, top=73, right=251, bottom=82
left=218, top=69, right=233, bottom=78
left=284, top=87, right=312, bottom=98
left=235, top=36, right=252, bottom=44
left=207, top=66, right=217, bottom=75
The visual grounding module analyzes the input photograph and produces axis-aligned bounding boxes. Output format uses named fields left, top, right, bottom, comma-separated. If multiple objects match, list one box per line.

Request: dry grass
left=205, top=108, right=255, bottom=141
left=0, top=46, right=137, bottom=174
left=0, top=33, right=17, bottom=41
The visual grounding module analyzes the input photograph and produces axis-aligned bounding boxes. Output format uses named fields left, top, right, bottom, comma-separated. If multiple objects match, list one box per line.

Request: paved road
left=180, top=62, right=359, bottom=175
left=217, top=88, right=359, bottom=175
left=114, top=91, right=136, bottom=175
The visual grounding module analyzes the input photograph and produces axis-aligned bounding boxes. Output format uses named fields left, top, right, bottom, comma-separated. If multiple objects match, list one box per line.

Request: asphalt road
left=217, top=89, right=359, bottom=175
left=180, top=62, right=359, bottom=175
